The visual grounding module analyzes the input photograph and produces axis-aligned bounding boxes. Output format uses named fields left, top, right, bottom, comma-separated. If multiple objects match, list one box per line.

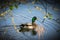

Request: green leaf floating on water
left=48, top=15, right=53, bottom=20
left=47, top=13, right=53, bottom=20
left=9, top=6, right=14, bottom=10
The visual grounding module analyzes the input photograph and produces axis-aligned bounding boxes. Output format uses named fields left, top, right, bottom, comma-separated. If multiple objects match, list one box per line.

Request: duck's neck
left=32, top=20, right=36, bottom=25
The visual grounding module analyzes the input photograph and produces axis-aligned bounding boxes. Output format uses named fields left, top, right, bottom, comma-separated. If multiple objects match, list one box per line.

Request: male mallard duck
left=19, top=16, right=44, bottom=36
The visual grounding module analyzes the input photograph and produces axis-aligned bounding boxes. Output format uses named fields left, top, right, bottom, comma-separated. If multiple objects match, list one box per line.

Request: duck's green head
left=32, top=16, right=37, bottom=23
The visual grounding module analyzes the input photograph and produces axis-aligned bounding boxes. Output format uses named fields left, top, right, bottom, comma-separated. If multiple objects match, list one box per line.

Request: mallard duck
left=19, top=16, right=44, bottom=36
